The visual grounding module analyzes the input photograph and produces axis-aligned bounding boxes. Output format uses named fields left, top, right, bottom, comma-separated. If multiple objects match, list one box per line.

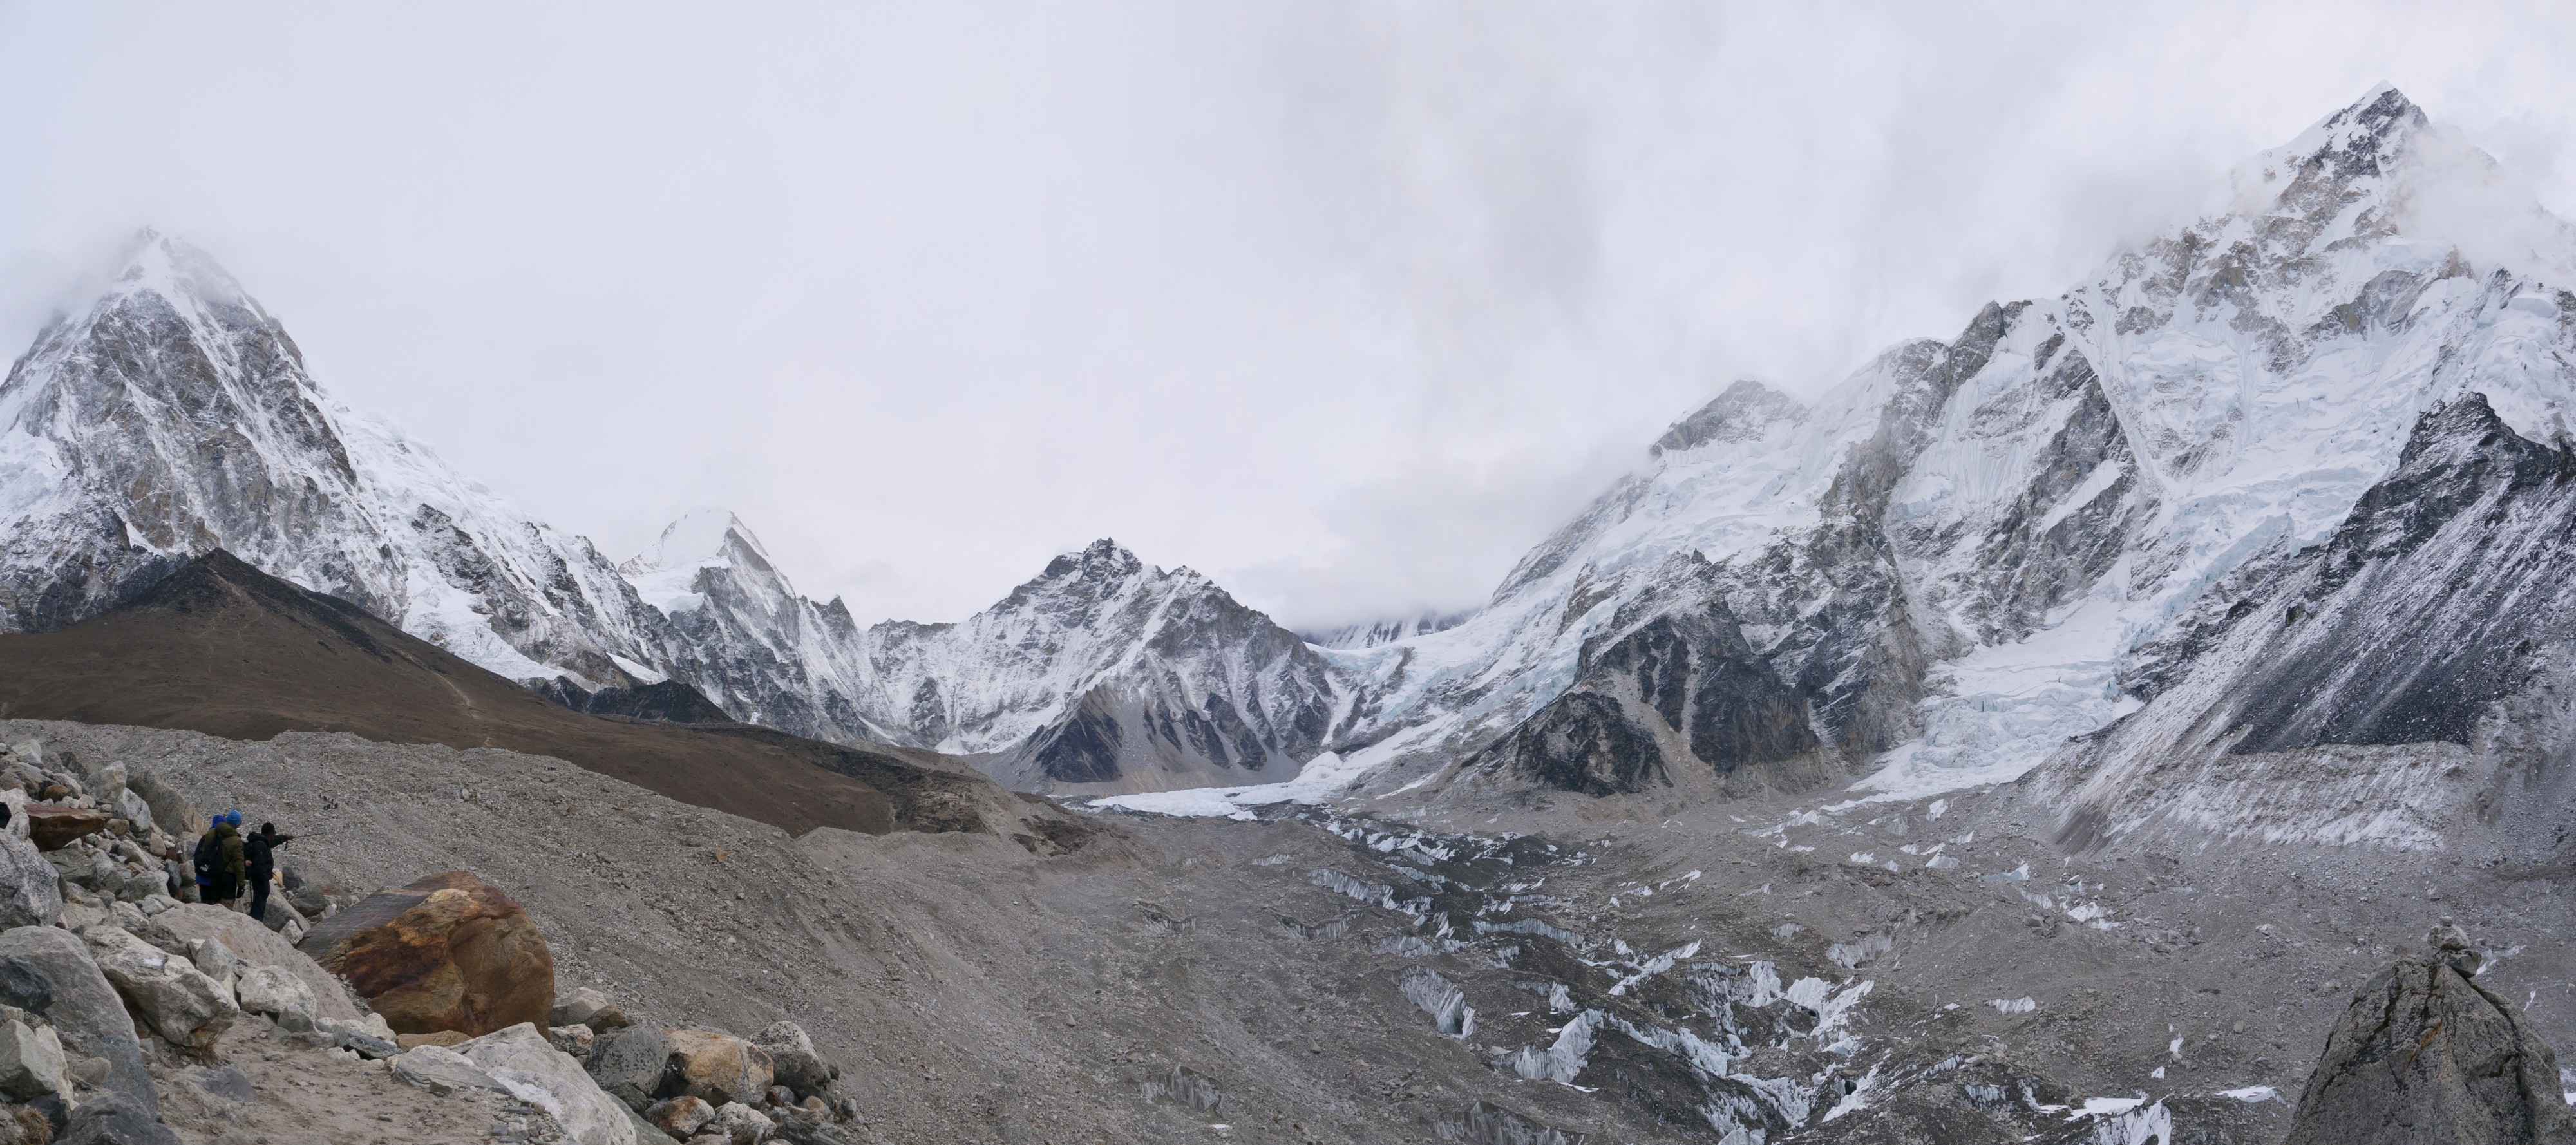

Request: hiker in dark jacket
left=203, top=812, right=247, bottom=907
left=245, top=821, right=295, bottom=922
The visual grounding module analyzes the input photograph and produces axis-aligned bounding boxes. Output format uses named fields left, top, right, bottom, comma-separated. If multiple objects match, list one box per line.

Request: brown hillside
left=0, top=549, right=1046, bottom=840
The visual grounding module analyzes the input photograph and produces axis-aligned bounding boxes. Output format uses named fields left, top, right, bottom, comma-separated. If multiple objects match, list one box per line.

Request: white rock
left=83, top=926, right=238, bottom=1047
left=708, top=1101, right=773, bottom=1145
left=113, top=788, right=153, bottom=834
left=186, top=937, right=241, bottom=996
left=0, top=790, right=26, bottom=842
left=0, top=1019, right=65, bottom=1100
left=391, top=1044, right=506, bottom=1097
left=232, top=965, right=319, bottom=1033
left=452, top=1023, right=636, bottom=1145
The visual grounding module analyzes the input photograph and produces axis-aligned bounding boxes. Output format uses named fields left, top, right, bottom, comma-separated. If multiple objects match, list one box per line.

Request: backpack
left=192, top=832, right=220, bottom=885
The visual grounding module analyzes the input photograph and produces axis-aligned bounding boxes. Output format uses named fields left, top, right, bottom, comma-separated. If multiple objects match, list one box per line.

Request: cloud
left=4, top=2, right=2573, bottom=631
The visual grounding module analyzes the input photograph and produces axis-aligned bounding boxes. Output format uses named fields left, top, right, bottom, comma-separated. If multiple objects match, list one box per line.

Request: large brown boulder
left=297, top=871, right=554, bottom=1037
left=22, top=803, right=109, bottom=851
left=2286, top=925, right=2576, bottom=1145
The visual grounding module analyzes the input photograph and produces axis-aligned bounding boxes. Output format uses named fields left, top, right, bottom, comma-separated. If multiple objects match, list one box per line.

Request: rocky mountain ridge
left=8, top=86, right=2575, bottom=814
left=1309, top=84, right=2576, bottom=813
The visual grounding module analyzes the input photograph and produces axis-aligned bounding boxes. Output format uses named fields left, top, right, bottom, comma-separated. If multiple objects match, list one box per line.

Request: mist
left=5, top=1, right=2573, bottom=631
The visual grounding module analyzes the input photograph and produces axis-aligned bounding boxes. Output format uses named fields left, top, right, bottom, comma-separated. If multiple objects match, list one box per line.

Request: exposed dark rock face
left=1472, top=562, right=1826, bottom=797
left=536, top=677, right=734, bottom=725
left=2229, top=394, right=2576, bottom=753
left=2285, top=928, right=2576, bottom=1145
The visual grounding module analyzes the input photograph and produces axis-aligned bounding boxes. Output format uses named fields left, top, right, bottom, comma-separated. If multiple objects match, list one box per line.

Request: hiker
left=195, top=811, right=247, bottom=907
left=245, top=821, right=296, bottom=922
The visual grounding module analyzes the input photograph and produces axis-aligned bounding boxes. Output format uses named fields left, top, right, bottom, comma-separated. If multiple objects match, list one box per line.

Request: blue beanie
left=223, top=810, right=242, bottom=826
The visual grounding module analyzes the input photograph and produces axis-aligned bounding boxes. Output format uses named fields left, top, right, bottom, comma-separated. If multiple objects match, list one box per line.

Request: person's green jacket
left=216, top=822, right=246, bottom=889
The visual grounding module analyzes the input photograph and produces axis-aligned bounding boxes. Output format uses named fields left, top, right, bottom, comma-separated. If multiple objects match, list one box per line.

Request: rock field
left=0, top=717, right=2560, bottom=1142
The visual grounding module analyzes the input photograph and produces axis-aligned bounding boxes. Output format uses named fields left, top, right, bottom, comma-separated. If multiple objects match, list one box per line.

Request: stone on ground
left=0, top=927, right=171, bottom=1138
left=750, top=1020, right=831, bottom=1097
left=82, top=925, right=239, bottom=1048
left=149, top=902, right=362, bottom=1026
left=2285, top=928, right=2576, bottom=1145
left=706, top=1101, right=773, bottom=1145
left=0, top=1020, right=64, bottom=1101
left=0, top=831, right=61, bottom=930
left=588, top=1025, right=676, bottom=1110
left=551, top=1023, right=598, bottom=1056
left=648, top=1095, right=717, bottom=1137
left=451, top=1021, right=638, bottom=1145
left=554, top=985, right=630, bottom=1029
left=667, top=1028, right=775, bottom=1106
left=232, top=963, right=320, bottom=1032
left=298, top=869, right=555, bottom=1036
left=23, top=804, right=109, bottom=851
left=126, top=772, right=193, bottom=848
left=391, top=1043, right=507, bottom=1097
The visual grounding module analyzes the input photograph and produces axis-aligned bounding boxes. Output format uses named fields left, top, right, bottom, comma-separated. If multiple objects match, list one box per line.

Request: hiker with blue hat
left=191, top=810, right=249, bottom=908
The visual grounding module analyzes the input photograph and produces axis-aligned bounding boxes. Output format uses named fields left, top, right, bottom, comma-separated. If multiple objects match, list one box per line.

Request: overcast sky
left=6, top=3, right=2574, bottom=631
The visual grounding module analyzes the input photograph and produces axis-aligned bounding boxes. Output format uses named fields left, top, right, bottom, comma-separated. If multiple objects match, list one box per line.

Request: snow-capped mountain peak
left=1650, top=379, right=1807, bottom=457
left=621, top=506, right=761, bottom=576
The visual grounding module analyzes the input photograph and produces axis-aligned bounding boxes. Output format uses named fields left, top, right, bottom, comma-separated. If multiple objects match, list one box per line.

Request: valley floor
left=9, top=718, right=2566, bottom=1144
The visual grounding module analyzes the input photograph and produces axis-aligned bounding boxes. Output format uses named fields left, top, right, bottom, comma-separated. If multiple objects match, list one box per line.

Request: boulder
left=0, top=927, right=167, bottom=1130
left=551, top=1023, right=598, bottom=1057
left=151, top=904, right=362, bottom=1023
left=707, top=1102, right=773, bottom=1145
left=0, top=1020, right=64, bottom=1101
left=298, top=871, right=554, bottom=1037
left=113, top=869, right=163, bottom=905
left=625, top=1102, right=683, bottom=1144
left=554, top=986, right=630, bottom=1030
left=2286, top=930, right=2576, bottom=1145
left=53, top=1088, right=180, bottom=1145
left=185, top=936, right=239, bottom=994
left=82, top=926, right=238, bottom=1048
left=0, top=790, right=26, bottom=842
left=111, top=790, right=151, bottom=836
left=390, top=1044, right=507, bottom=1097
left=106, top=900, right=147, bottom=933
left=233, top=965, right=320, bottom=1032
left=649, top=1095, right=717, bottom=1138
left=749, top=1021, right=831, bottom=1098
left=0, top=831, right=61, bottom=931
left=588, top=1025, right=677, bottom=1110
left=259, top=890, right=308, bottom=934
left=22, top=805, right=108, bottom=851
left=451, top=1023, right=637, bottom=1145
left=125, top=773, right=193, bottom=853
left=667, top=1029, right=774, bottom=1106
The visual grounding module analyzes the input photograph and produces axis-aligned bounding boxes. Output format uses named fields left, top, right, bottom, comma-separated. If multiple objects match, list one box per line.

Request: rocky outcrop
left=1466, top=560, right=1831, bottom=798
left=2286, top=926, right=2576, bottom=1144
left=299, top=871, right=556, bottom=1036
left=451, top=1023, right=638, bottom=1145
left=0, top=926, right=175, bottom=1142
left=150, top=903, right=363, bottom=1024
